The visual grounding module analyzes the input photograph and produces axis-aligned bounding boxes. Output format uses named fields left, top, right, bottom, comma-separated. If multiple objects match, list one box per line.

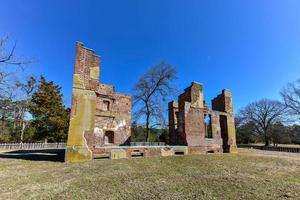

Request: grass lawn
left=0, top=149, right=299, bottom=200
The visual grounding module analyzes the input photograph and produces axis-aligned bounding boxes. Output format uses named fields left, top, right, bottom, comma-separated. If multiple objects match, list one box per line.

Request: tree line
left=0, top=36, right=69, bottom=143
left=236, top=80, right=300, bottom=146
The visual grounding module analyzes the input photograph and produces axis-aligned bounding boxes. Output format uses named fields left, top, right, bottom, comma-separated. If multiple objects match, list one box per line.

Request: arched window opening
left=103, top=100, right=110, bottom=111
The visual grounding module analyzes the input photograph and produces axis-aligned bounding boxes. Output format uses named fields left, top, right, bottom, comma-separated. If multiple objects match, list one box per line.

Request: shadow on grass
left=0, top=149, right=65, bottom=162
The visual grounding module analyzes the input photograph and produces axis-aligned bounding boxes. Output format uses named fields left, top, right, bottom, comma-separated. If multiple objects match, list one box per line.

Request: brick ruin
left=169, top=82, right=238, bottom=153
left=65, top=43, right=237, bottom=162
left=65, top=42, right=131, bottom=162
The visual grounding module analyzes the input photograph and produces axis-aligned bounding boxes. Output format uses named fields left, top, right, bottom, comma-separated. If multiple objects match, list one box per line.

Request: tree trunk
left=146, top=113, right=150, bottom=142
left=13, top=118, right=16, bottom=130
left=20, top=120, right=26, bottom=146
left=264, top=135, right=270, bottom=146
left=0, top=119, right=4, bottom=133
left=145, top=101, right=151, bottom=142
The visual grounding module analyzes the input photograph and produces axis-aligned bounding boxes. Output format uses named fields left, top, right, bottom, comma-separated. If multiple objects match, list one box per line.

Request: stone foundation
left=89, top=145, right=225, bottom=160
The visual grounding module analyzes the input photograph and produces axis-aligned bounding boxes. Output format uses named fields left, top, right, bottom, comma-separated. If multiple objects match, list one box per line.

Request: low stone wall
left=188, top=146, right=223, bottom=154
left=90, top=145, right=224, bottom=160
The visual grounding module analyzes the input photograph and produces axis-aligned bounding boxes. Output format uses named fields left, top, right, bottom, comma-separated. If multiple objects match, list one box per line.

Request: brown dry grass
left=0, top=149, right=299, bottom=200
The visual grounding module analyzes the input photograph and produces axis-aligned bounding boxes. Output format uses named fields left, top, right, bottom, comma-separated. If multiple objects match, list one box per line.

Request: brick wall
left=66, top=42, right=132, bottom=162
left=168, top=82, right=237, bottom=154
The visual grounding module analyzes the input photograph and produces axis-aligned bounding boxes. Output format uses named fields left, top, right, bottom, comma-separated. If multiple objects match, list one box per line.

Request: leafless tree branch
left=281, top=79, right=300, bottom=119
left=133, top=61, right=177, bottom=141
left=238, top=99, right=286, bottom=146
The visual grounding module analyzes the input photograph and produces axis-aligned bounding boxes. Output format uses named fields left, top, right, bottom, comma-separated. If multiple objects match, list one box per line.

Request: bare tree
left=0, top=35, right=34, bottom=142
left=238, top=99, right=286, bottom=146
left=281, top=79, right=300, bottom=118
left=15, top=77, right=37, bottom=144
left=0, top=35, right=29, bottom=65
left=133, top=61, right=177, bottom=142
left=0, top=35, right=30, bottom=100
left=0, top=99, right=13, bottom=138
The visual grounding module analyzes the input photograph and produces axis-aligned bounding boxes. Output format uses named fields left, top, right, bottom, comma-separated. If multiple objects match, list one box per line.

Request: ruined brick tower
left=169, top=82, right=237, bottom=153
left=65, top=42, right=131, bottom=162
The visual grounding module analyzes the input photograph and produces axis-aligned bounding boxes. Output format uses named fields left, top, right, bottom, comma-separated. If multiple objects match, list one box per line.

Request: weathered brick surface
left=212, top=89, right=233, bottom=113
left=66, top=42, right=131, bottom=162
left=93, top=147, right=168, bottom=159
left=188, top=146, right=223, bottom=154
left=94, top=89, right=131, bottom=146
left=145, top=148, right=162, bottom=157
left=169, top=82, right=237, bottom=153
left=168, top=101, right=179, bottom=145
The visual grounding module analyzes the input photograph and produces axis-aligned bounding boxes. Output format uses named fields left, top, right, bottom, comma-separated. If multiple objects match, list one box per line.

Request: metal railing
left=238, top=144, right=300, bottom=153
left=130, top=142, right=166, bottom=146
left=0, top=143, right=66, bottom=150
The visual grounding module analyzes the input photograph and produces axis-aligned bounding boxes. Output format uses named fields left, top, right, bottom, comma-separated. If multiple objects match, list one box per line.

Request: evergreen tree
left=30, top=76, right=69, bottom=142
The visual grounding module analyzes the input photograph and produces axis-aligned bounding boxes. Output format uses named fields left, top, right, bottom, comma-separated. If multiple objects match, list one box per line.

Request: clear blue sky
left=1, top=0, right=300, bottom=112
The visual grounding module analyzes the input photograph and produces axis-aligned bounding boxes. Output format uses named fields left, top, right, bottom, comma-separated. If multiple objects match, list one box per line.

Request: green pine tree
left=30, top=76, right=69, bottom=142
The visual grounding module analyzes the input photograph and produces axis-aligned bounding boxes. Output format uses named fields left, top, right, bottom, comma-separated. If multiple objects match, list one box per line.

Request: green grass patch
left=0, top=153, right=299, bottom=199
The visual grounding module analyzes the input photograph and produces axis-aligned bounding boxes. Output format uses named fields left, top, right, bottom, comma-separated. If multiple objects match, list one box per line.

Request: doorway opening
left=104, top=131, right=114, bottom=144
left=219, top=115, right=230, bottom=153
